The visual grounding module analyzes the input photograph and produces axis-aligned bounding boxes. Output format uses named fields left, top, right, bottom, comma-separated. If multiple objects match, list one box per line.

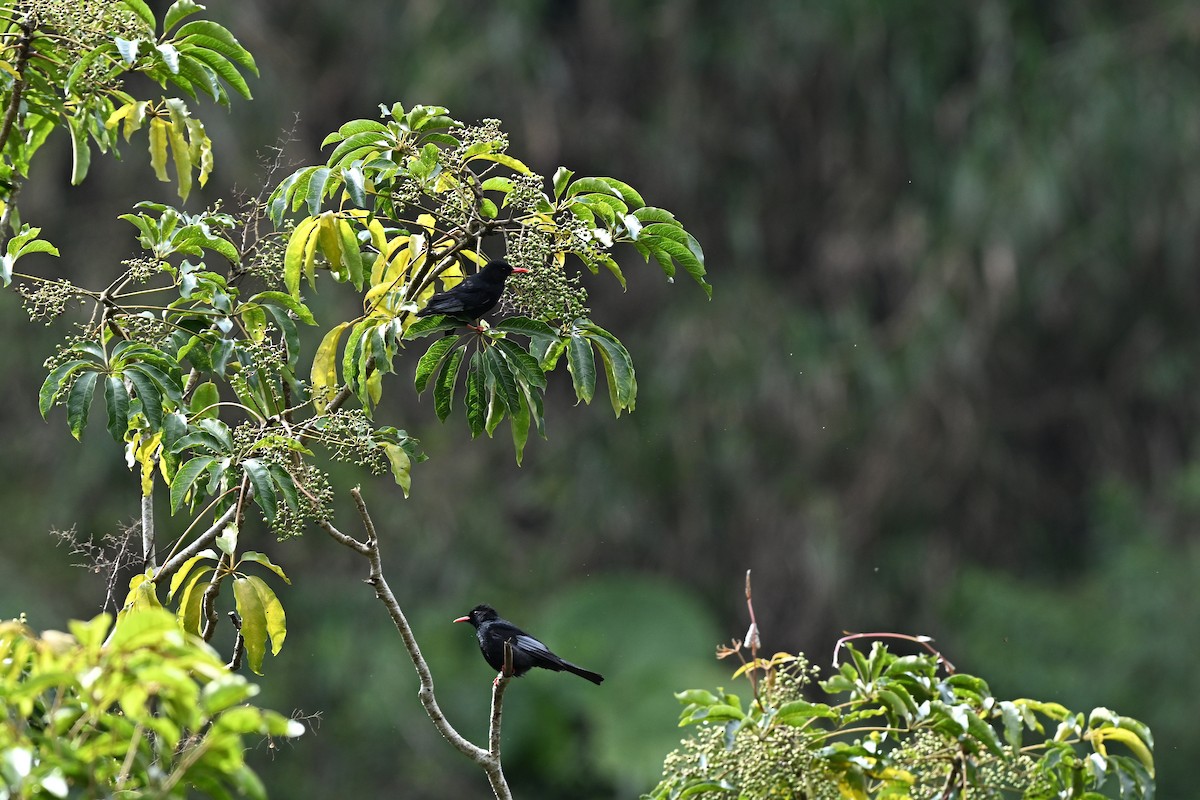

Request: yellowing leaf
left=148, top=117, right=171, bottom=182
left=134, top=431, right=163, bottom=496
left=283, top=216, right=319, bottom=298
left=311, top=322, right=350, bottom=405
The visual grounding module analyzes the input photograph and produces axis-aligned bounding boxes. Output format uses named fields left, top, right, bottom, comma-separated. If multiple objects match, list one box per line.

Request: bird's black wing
left=512, top=632, right=559, bottom=664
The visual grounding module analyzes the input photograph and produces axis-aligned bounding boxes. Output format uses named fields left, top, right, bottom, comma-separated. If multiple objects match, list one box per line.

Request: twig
left=489, top=645, right=513, bottom=758
left=320, top=487, right=512, bottom=800
left=832, top=632, right=957, bottom=674
left=226, top=611, right=245, bottom=671
left=199, top=552, right=227, bottom=642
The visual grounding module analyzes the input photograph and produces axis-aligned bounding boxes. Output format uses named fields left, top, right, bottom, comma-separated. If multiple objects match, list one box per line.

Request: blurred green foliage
left=0, top=609, right=302, bottom=798
left=649, top=639, right=1154, bottom=799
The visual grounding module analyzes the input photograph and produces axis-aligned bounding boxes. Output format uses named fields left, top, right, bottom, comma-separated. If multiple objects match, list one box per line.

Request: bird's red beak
left=510, top=267, right=529, bottom=273
left=453, top=615, right=470, bottom=623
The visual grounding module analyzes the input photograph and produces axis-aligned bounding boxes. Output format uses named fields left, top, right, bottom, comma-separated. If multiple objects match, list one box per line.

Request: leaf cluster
left=0, top=0, right=256, bottom=213
left=0, top=609, right=302, bottom=799
left=647, top=641, right=1155, bottom=800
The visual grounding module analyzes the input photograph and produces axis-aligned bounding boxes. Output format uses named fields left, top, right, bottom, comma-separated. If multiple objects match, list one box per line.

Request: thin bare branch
left=225, top=611, right=245, bottom=671
left=832, top=631, right=957, bottom=674
left=321, top=487, right=511, bottom=800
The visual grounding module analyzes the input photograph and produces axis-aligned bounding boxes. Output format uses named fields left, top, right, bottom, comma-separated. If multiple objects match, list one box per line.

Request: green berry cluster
left=312, top=409, right=391, bottom=476
left=269, top=461, right=333, bottom=540
left=18, top=278, right=79, bottom=324
left=458, top=118, right=507, bottom=153
left=508, top=174, right=547, bottom=214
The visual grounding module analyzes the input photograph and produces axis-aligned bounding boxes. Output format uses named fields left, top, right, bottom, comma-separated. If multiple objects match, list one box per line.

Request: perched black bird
left=416, top=259, right=528, bottom=325
left=454, top=604, right=604, bottom=685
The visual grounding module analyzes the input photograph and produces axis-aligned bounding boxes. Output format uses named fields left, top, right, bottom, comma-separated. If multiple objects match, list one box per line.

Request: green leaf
left=66, top=370, right=99, bottom=440
left=552, top=167, right=574, bottom=200
left=598, top=176, right=645, bottom=209
left=126, top=361, right=183, bottom=404
left=241, top=458, right=277, bottom=523
left=39, top=360, right=91, bottom=417
left=382, top=443, right=412, bottom=497
left=216, top=522, right=238, bottom=555
left=465, top=351, right=486, bottom=438
left=266, top=463, right=299, bottom=513
left=582, top=323, right=637, bottom=415
left=175, top=20, right=258, bottom=74
left=239, top=552, right=291, bottom=584
left=67, top=115, right=91, bottom=186
left=494, top=338, right=548, bottom=389
left=776, top=700, right=837, bottom=725
left=125, top=368, right=163, bottom=429
left=434, top=347, right=464, bottom=422
left=469, top=152, right=532, bottom=175
left=170, top=455, right=216, bottom=512
left=414, top=335, right=458, bottom=393
left=233, top=577, right=267, bottom=674
left=249, top=290, right=317, bottom=326
left=509, top=385, right=530, bottom=465
left=483, top=347, right=518, bottom=413
left=184, top=381, right=218, bottom=423
left=304, top=167, right=331, bottom=216
left=121, top=0, right=156, bottom=30
left=164, top=0, right=203, bottom=33
left=965, top=709, right=1005, bottom=756
left=701, top=704, right=745, bottom=722
left=565, top=336, right=595, bottom=405
left=566, top=177, right=623, bottom=200
left=104, top=376, right=131, bottom=440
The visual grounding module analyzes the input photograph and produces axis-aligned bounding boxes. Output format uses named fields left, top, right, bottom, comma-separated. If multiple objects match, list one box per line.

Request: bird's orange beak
left=510, top=267, right=529, bottom=273
left=453, top=615, right=470, bottom=623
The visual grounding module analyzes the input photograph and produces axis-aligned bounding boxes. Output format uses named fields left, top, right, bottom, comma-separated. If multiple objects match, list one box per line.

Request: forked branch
left=321, top=487, right=512, bottom=800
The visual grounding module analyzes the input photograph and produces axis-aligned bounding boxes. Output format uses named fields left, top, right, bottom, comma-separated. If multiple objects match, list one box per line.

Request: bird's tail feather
left=562, top=661, right=604, bottom=685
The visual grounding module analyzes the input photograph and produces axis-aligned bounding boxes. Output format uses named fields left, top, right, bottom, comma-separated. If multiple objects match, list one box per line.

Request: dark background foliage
left=2, top=1, right=1197, bottom=796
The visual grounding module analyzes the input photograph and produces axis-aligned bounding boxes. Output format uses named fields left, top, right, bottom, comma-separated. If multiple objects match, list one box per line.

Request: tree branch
left=141, top=493, right=156, bottom=571
left=0, top=17, right=34, bottom=243
left=153, top=503, right=239, bottom=582
left=225, top=611, right=245, bottom=671
left=320, top=487, right=512, bottom=800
